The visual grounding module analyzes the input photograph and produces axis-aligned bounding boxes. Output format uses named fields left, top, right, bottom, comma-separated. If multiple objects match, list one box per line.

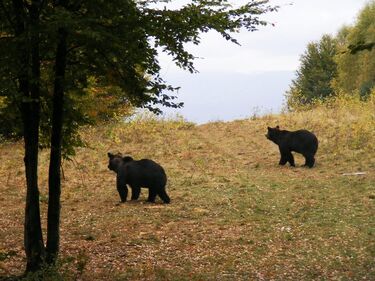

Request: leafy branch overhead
left=61, top=0, right=277, bottom=109
left=143, top=0, right=277, bottom=72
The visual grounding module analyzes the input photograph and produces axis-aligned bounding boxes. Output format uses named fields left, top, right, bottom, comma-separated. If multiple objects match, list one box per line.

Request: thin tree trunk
left=25, top=0, right=45, bottom=273
left=46, top=27, right=68, bottom=265
left=12, top=0, right=45, bottom=272
left=23, top=102, right=44, bottom=273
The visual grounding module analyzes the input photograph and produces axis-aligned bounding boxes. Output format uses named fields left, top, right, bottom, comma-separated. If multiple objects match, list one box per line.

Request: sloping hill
left=0, top=101, right=374, bottom=280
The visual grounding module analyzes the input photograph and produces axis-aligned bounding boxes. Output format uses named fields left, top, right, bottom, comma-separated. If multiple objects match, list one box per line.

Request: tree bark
left=46, top=27, right=68, bottom=265
left=22, top=94, right=44, bottom=273
left=12, top=0, right=45, bottom=272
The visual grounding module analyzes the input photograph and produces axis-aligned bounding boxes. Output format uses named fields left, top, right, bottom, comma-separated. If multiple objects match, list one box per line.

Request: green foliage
left=334, top=1, right=375, bottom=98
left=285, top=35, right=338, bottom=110
left=80, top=77, right=134, bottom=122
left=286, top=0, right=375, bottom=111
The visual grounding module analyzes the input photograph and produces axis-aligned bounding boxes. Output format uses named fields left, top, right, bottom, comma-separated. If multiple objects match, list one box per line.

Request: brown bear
left=266, top=126, right=318, bottom=168
left=107, top=153, right=170, bottom=203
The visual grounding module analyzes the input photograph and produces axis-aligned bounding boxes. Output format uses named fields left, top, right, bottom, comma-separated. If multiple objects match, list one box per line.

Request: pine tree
left=285, top=35, right=338, bottom=110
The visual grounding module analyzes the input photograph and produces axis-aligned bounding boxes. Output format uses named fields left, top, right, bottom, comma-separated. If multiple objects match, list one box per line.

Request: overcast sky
left=157, top=0, right=371, bottom=123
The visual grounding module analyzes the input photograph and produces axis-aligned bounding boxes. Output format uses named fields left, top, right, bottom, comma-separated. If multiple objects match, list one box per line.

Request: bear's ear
left=275, top=125, right=280, bottom=130
left=108, top=152, right=113, bottom=158
left=123, top=156, right=134, bottom=162
left=267, top=126, right=271, bottom=130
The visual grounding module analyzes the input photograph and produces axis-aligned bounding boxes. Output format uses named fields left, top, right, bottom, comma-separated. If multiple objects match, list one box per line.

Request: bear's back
left=288, top=129, right=318, bottom=153
left=123, top=159, right=167, bottom=187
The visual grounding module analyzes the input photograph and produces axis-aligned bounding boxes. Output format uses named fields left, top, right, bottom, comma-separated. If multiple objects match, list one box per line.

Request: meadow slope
left=0, top=102, right=374, bottom=280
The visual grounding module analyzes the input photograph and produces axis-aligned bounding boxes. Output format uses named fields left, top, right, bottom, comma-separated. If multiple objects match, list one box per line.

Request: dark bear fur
left=266, top=126, right=318, bottom=168
left=107, top=152, right=170, bottom=203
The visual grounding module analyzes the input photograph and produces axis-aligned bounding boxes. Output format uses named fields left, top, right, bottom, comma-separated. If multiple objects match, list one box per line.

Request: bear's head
left=265, top=125, right=280, bottom=142
left=108, top=153, right=134, bottom=172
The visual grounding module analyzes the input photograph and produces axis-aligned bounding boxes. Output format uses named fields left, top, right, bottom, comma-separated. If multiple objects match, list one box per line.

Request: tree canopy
left=334, top=1, right=375, bottom=98
left=285, top=0, right=375, bottom=110
left=285, top=35, right=338, bottom=110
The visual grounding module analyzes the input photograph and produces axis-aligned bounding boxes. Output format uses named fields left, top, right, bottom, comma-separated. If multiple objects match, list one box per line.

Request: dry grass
left=0, top=101, right=374, bottom=280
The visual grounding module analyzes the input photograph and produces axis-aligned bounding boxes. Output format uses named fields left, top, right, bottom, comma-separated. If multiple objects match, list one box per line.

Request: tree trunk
left=12, top=0, right=45, bottom=272
left=23, top=102, right=44, bottom=273
left=46, top=27, right=68, bottom=265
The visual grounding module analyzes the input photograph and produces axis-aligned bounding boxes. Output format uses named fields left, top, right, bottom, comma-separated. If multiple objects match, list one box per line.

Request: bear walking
left=107, top=153, right=170, bottom=203
left=266, top=126, right=318, bottom=168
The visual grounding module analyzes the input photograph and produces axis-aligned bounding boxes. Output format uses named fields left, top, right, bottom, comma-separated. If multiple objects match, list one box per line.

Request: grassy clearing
left=0, top=99, right=374, bottom=280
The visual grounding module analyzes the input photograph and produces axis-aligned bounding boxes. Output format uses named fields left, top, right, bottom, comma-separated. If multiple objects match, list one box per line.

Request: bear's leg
left=131, top=186, right=141, bottom=200
left=158, top=188, right=171, bottom=204
left=279, top=155, right=288, bottom=165
left=304, top=154, right=315, bottom=168
left=116, top=178, right=128, bottom=202
left=147, top=189, right=157, bottom=203
left=279, top=147, right=289, bottom=165
left=287, top=151, right=295, bottom=167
